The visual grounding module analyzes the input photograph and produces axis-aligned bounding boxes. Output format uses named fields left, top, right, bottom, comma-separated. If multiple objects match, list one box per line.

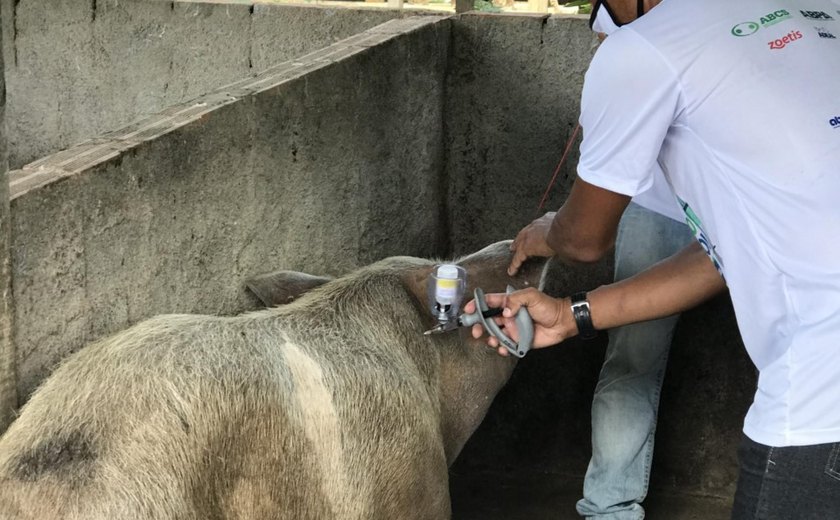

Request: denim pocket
left=825, top=443, right=840, bottom=482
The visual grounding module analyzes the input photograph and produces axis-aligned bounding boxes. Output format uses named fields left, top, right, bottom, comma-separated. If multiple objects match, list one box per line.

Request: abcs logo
left=830, top=116, right=840, bottom=129
left=768, top=30, right=803, bottom=49
left=731, top=10, right=791, bottom=36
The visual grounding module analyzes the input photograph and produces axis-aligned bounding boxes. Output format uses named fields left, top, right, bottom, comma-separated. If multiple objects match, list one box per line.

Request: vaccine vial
left=428, top=264, right=466, bottom=323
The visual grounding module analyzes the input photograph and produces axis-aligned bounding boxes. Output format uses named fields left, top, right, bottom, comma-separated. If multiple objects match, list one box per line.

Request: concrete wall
left=445, top=13, right=754, bottom=504
left=0, top=0, right=415, bottom=169
left=446, top=12, right=595, bottom=255
left=9, top=15, right=451, bottom=402
left=0, top=13, right=14, bottom=433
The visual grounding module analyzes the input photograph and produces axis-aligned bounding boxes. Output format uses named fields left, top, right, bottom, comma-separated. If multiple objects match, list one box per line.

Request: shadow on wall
left=451, top=284, right=754, bottom=516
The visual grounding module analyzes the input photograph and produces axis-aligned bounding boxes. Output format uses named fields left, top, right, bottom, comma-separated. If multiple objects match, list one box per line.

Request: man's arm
left=508, top=25, right=684, bottom=276
left=473, top=241, right=726, bottom=353
left=547, top=178, right=631, bottom=263
left=508, top=178, right=630, bottom=275
left=586, top=240, right=725, bottom=329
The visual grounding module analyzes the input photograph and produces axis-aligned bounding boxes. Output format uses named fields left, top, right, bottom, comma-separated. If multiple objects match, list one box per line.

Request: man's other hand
left=508, top=212, right=557, bottom=276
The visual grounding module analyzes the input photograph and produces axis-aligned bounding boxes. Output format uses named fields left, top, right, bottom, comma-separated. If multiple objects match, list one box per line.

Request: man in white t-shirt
left=579, top=14, right=697, bottom=519
left=471, top=0, right=840, bottom=517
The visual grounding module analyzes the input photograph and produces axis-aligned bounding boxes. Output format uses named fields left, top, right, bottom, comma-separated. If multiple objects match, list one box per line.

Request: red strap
left=536, top=123, right=581, bottom=213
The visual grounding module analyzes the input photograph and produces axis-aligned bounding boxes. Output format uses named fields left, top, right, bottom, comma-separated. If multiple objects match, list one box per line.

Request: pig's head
left=406, top=241, right=550, bottom=463
left=245, top=240, right=550, bottom=465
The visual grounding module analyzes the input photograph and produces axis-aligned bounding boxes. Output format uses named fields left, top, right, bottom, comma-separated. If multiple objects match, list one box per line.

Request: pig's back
left=0, top=310, right=449, bottom=519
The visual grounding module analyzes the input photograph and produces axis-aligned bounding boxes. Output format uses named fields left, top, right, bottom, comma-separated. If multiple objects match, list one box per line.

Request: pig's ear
left=245, top=271, right=332, bottom=307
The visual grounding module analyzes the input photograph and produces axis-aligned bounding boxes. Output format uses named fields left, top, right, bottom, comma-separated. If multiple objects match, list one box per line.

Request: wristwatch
left=570, top=292, right=598, bottom=340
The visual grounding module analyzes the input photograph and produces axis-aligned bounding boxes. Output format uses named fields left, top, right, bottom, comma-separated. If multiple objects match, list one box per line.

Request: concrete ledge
left=1, top=0, right=434, bottom=169
left=10, top=15, right=450, bottom=200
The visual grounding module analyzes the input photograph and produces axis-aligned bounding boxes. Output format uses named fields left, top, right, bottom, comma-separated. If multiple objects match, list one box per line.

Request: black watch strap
left=570, top=292, right=598, bottom=340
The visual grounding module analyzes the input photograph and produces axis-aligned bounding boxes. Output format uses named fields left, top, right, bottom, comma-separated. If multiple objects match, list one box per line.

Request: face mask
left=590, top=2, right=621, bottom=35
left=589, top=0, right=646, bottom=35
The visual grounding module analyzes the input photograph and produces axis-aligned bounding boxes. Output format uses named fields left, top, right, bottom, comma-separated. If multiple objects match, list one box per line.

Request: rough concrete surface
left=0, top=0, right=418, bottom=169
left=0, top=15, right=14, bottom=434
left=10, top=15, right=452, bottom=401
left=446, top=13, right=595, bottom=255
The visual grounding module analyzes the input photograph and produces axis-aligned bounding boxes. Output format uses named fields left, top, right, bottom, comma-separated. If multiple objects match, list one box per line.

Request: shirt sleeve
left=577, top=28, right=684, bottom=197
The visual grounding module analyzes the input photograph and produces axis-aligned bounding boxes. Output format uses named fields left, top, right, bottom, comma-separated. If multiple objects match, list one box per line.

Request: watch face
left=571, top=291, right=589, bottom=304
left=570, top=293, right=596, bottom=339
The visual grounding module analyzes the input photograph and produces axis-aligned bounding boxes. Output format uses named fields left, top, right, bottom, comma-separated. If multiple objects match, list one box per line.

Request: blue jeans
left=731, top=435, right=840, bottom=519
left=576, top=203, right=694, bottom=520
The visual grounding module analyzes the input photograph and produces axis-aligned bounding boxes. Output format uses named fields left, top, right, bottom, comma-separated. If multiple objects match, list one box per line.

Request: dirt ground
left=450, top=472, right=732, bottom=520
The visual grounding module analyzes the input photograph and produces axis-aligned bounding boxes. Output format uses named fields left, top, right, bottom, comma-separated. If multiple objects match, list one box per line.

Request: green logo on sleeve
left=679, top=197, right=726, bottom=280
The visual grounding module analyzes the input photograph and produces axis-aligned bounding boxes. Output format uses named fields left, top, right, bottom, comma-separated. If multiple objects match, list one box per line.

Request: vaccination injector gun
left=423, top=264, right=534, bottom=358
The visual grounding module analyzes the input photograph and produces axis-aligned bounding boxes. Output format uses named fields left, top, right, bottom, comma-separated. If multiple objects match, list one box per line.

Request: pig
left=0, top=241, right=548, bottom=520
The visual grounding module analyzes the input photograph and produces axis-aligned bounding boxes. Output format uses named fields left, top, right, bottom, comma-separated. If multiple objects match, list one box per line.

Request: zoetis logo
left=800, top=10, right=833, bottom=20
left=731, top=10, right=792, bottom=36
left=768, top=30, right=803, bottom=49
left=831, top=116, right=840, bottom=129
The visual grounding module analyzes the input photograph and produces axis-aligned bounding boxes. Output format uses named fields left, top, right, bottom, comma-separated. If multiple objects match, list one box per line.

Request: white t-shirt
left=578, top=0, right=840, bottom=447
left=630, top=163, right=684, bottom=221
